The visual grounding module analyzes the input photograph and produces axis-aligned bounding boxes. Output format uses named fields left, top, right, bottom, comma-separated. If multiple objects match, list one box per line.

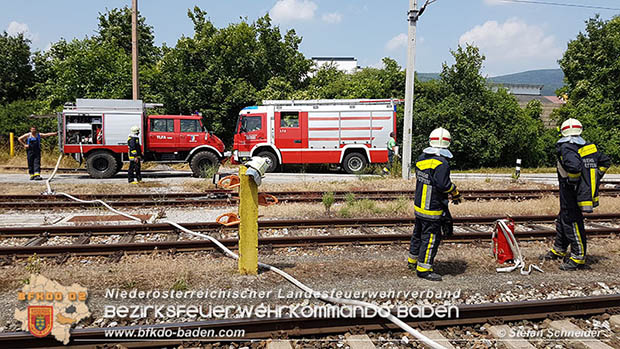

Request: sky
left=1, top=0, right=619, bottom=76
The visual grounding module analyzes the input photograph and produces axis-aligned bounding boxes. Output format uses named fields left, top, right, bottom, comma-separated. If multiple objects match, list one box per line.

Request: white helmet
left=130, top=126, right=140, bottom=135
left=560, top=118, right=582, bottom=137
left=429, top=127, right=451, bottom=149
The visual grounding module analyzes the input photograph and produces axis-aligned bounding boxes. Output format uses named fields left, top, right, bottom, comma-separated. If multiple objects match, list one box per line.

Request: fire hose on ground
left=44, top=154, right=447, bottom=349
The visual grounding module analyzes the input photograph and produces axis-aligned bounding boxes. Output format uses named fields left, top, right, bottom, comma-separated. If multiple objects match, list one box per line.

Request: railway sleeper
left=107, top=250, right=125, bottom=263
left=488, top=317, right=505, bottom=326
left=55, top=253, right=70, bottom=265
left=348, top=325, right=367, bottom=335
left=166, top=231, right=180, bottom=242
left=0, top=255, right=13, bottom=266
left=119, top=231, right=136, bottom=244
left=549, top=312, right=566, bottom=321
left=25, top=232, right=50, bottom=247
left=418, top=321, right=436, bottom=331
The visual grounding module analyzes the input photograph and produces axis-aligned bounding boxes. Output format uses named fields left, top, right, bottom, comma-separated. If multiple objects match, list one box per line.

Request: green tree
left=96, top=6, right=160, bottom=65
left=0, top=32, right=34, bottom=104
left=151, top=7, right=313, bottom=142
left=412, top=45, right=548, bottom=168
left=555, top=15, right=620, bottom=162
left=0, top=100, right=55, bottom=148
left=35, top=38, right=132, bottom=108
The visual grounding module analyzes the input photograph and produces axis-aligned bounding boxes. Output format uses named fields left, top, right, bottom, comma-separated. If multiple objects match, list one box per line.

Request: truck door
left=275, top=111, right=307, bottom=164
left=178, top=119, right=203, bottom=151
left=148, top=118, right=177, bottom=152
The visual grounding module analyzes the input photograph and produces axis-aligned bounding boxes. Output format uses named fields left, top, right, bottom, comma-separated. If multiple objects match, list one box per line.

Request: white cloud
left=459, top=18, right=562, bottom=73
left=270, top=0, right=317, bottom=23
left=6, top=21, right=38, bottom=42
left=322, top=12, right=342, bottom=24
left=386, top=33, right=408, bottom=51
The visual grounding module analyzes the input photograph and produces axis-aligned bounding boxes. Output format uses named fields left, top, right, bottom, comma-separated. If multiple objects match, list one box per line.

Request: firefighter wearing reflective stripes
left=128, top=126, right=143, bottom=184
left=408, top=128, right=461, bottom=281
left=544, top=118, right=611, bottom=270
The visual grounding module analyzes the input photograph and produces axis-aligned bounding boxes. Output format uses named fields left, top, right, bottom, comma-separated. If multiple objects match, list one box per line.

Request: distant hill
left=416, top=69, right=565, bottom=96
left=417, top=72, right=440, bottom=82
left=490, top=69, right=564, bottom=96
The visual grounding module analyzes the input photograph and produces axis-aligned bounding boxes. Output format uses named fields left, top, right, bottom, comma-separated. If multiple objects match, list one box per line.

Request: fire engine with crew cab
left=232, top=99, right=399, bottom=173
left=58, top=99, right=227, bottom=178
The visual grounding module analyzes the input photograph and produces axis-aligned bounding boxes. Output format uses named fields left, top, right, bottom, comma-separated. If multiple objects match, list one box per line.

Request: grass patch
left=454, top=165, right=620, bottom=174
left=261, top=196, right=620, bottom=220
left=0, top=148, right=78, bottom=169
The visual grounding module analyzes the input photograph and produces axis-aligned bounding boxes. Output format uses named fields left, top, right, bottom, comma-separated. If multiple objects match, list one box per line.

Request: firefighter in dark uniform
left=128, top=125, right=143, bottom=184
left=17, top=126, right=57, bottom=180
left=408, top=128, right=462, bottom=281
left=541, top=118, right=611, bottom=270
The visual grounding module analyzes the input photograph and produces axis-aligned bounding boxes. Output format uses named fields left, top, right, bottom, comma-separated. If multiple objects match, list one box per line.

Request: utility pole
left=402, top=0, right=434, bottom=179
left=131, top=0, right=139, bottom=100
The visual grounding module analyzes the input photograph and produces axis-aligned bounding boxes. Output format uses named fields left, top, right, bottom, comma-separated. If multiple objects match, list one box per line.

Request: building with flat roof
left=312, top=57, right=359, bottom=74
left=491, top=83, right=564, bottom=127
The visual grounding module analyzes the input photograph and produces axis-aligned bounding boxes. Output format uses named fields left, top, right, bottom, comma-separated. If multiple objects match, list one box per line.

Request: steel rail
left=1, top=294, right=618, bottom=348
left=0, top=226, right=617, bottom=258
left=1, top=213, right=618, bottom=238
left=1, top=189, right=619, bottom=210
left=3, top=187, right=620, bottom=200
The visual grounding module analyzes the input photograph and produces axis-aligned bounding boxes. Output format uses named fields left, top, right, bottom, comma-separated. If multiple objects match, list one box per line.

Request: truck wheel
left=256, top=151, right=279, bottom=173
left=86, top=151, right=119, bottom=178
left=115, top=159, right=123, bottom=173
left=342, top=152, right=367, bottom=174
left=190, top=152, right=220, bottom=178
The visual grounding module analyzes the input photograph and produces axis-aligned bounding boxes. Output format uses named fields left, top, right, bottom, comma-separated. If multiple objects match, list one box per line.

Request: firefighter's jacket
left=128, top=135, right=142, bottom=160
left=556, top=140, right=611, bottom=213
left=414, top=153, right=457, bottom=220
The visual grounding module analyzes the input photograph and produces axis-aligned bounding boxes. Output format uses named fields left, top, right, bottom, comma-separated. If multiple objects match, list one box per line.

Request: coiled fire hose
left=45, top=154, right=446, bottom=349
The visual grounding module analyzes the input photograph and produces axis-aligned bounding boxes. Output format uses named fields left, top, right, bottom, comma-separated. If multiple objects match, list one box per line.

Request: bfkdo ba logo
left=28, top=306, right=53, bottom=337
left=15, top=275, right=90, bottom=344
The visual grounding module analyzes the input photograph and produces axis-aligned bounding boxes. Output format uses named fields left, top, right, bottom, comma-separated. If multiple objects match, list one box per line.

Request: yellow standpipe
left=9, top=132, right=15, bottom=157
left=238, top=165, right=258, bottom=275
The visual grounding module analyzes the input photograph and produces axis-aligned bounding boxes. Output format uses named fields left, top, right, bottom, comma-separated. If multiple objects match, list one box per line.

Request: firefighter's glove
left=451, top=189, right=462, bottom=205
left=441, top=212, right=454, bottom=237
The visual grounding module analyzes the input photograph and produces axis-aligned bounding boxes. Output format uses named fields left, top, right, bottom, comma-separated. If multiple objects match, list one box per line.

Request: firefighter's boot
left=539, top=250, right=564, bottom=261
left=407, top=258, right=417, bottom=271
left=417, top=271, right=442, bottom=281
left=559, top=259, right=582, bottom=271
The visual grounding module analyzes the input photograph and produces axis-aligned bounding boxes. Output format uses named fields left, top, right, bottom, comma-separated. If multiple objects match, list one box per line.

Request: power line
left=500, top=0, right=620, bottom=11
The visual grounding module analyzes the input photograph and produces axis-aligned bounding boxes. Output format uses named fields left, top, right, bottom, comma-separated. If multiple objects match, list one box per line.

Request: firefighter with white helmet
left=408, top=127, right=462, bottom=281
left=541, top=118, right=611, bottom=270
left=128, top=125, right=143, bottom=184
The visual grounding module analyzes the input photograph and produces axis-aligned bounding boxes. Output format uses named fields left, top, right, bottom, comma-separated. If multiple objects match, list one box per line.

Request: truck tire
left=256, top=151, right=279, bottom=173
left=190, top=151, right=220, bottom=178
left=342, top=152, right=367, bottom=174
left=86, top=151, right=119, bottom=178
left=115, top=159, right=123, bottom=173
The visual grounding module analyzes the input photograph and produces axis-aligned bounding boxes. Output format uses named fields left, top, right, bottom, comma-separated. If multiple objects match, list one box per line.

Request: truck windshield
left=239, top=115, right=262, bottom=133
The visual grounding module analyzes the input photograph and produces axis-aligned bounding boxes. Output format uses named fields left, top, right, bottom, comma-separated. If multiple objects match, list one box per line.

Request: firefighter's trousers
left=27, top=149, right=41, bottom=176
left=128, top=159, right=142, bottom=183
left=409, top=218, right=442, bottom=273
left=551, top=211, right=586, bottom=265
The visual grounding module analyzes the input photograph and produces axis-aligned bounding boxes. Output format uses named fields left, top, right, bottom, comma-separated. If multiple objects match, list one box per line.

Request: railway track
left=1, top=188, right=620, bottom=210
left=1, top=294, right=618, bottom=347
left=0, top=214, right=617, bottom=258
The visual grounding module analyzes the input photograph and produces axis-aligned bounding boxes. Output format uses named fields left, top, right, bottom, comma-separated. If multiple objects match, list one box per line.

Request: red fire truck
left=58, top=99, right=227, bottom=178
left=232, top=99, right=398, bottom=173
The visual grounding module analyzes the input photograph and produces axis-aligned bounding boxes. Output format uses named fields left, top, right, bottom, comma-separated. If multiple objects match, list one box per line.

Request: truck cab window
left=280, top=112, right=299, bottom=128
left=242, top=116, right=262, bottom=132
left=151, top=119, right=174, bottom=132
left=180, top=119, right=200, bottom=133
